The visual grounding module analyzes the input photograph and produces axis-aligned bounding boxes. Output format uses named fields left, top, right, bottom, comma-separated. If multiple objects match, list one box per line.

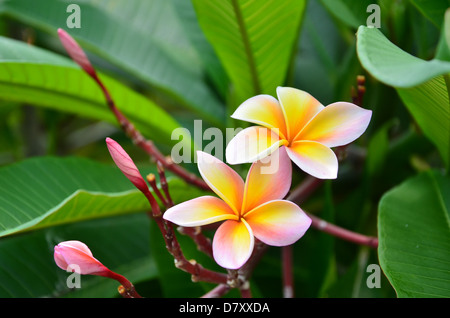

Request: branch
left=201, top=284, right=230, bottom=298
left=308, top=214, right=378, bottom=248
left=144, top=164, right=227, bottom=284
left=154, top=218, right=228, bottom=284
left=282, top=245, right=294, bottom=298
left=177, top=226, right=213, bottom=258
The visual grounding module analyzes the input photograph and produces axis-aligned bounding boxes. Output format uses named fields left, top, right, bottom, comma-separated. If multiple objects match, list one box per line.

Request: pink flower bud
left=57, top=28, right=96, bottom=77
left=54, top=240, right=110, bottom=276
left=105, top=137, right=149, bottom=194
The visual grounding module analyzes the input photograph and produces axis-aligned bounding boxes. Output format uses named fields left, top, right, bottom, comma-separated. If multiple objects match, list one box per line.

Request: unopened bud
left=106, top=137, right=149, bottom=194
left=57, top=28, right=96, bottom=78
left=54, top=240, right=110, bottom=276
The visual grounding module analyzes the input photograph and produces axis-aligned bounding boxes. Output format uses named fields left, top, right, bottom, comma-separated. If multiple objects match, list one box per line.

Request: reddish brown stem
left=146, top=173, right=169, bottom=207
left=105, top=271, right=142, bottom=298
left=138, top=180, right=227, bottom=284
left=286, top=176, right=323, bottom=204
left=282, top=245, right=294, bottom=298
left=287, top=178, right=378, bottom=249
left=154, top=218, right=228, bottom=284
left=201, top=284, right=230, bottom=298
left=308, top=214, right=378, bottom=248
left=177, top=226, right=213, bottom=258
left=90, top=71, right=210, bottom=191
left=239, top=283, right=252, bottom=298
left=157, top=161, right=174, bottom=207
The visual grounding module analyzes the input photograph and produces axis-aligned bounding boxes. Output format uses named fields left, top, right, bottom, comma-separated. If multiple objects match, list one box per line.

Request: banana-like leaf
left=0, top=0, right=225, bottom=126
left=0, top=156, right=206, bottom=238
left=0, top=36, right=191, bottom=148
left=192, top=0, right=307, bottom=107
left=378, top=170, right=450, bottom=298
left=357, top=26, right=450, bottom=167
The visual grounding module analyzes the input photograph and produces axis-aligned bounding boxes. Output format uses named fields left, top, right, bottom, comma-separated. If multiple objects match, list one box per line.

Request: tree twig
left=201, top=284, right=230, bottom=298
left=282, top=245, right=294, bottom=298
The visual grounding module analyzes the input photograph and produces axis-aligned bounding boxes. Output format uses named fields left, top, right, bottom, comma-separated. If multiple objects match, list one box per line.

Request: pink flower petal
left=106, top=137, right=148, bottom=194
left=296, top=102, right=372, bottom=147
left=244, top=200, right=311, bottom=246
left=54, top=241, right=110, bottom=275
left=212, top=219, right=254, bottom=269
left=225, top=126, right=288, bottom=165
left=196, top=151, right=244, bottom=214
left=58, top=240, right=93, bottom=257
left=242, top=146, right=292, bottom=212
left=276, top=87, right=324, bottom=141
left=231, top=94, right=288, bottom=139
left=286, top=141, right=338, bottom=179
left=163, top=196, right=238, bottom=227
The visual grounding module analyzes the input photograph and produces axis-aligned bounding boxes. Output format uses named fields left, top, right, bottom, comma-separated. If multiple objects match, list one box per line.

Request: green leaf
left=357, top=26, right=450, bottom=167
left=410, top=0, right=450, bottom=28
left=0, top=36, right=189, bottom=148
left=0, top=213, right=155, bottom=298
left=435, top=8, right=450, bottom=61
left=0, top=0, right=225, bottom=126
left=171, top=0, right=229, bottom=100
left=396, top=76, right=450, bottom=167
left=192, top=0, right=306, bottom=106
left=378, top=170, right=450, bottom=298
left=357, top=26, right=450, bottom=88
left=0, top=156, right=206, bottom=238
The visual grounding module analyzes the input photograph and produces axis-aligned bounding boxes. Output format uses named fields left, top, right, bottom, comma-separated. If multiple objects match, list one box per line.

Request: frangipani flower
left=163, top=149, right=311, bottom=269
left=226, top=87, right=372, bottom=179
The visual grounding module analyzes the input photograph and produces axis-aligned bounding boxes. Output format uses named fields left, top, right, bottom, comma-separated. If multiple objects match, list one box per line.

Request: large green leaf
left=357, top=26, right=450, bottom=88
left=0, top=36, right=190, bottom=148
left=192, top=0, right=306, bottom=107
left=0, top=0, right=225, bottom=126
left=0, top=156, right=206, bottom=238
left=0, top=213, right=156, bottom=298
left=378, top=170, right=450, bottom=298
left=357, top=26, right=450, bottom=167
left=171, top=0, right=229, bottom=100
left=396, top=76, right=450, bottom=167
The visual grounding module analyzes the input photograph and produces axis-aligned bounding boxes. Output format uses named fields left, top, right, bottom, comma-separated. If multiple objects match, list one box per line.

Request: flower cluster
left=53, top=29, right=372, bottom=297
left=54, top=82, right=371, bottom=289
